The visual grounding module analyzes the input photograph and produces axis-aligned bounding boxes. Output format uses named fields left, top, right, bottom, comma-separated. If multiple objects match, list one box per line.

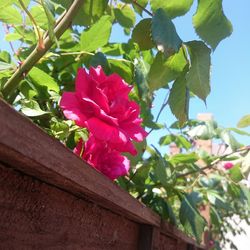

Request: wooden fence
left=0, top=99, right=206, bottom=250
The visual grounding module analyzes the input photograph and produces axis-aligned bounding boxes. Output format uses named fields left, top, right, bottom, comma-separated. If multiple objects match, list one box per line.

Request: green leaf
left=150, top=0, right=194, bottom=19
left=114, top=4, right=136, bottom=28
left=132, top=18, right=154, bottom=50
left=147, top=50, right=187, bottom=91
left=5, top=33, right=22, bottom=42
left=227, top=127, right=250, bottom=136
left=133, top=0, right=148, bottom=16
left=108, top=59, right=133, bottom=83
left=219, top=129, right=242, bottom=151
left=169, top=71, right=189, bottom=125
left=229, top=164, right=243, bottom=183
left=207, top=191, right=230, bottom=211
left=27, top=6, right=48, bottom=29
left=90, top=52, right=110, bottom=73
left=134, top=58, right=150, bottom=100
left=193, top=0, right=233, bottom=49
left=0, top=61, right=13, bottom=71
left=179, top=192, right=206, bottom=242
left=41, top=0, right=56, bottom=42
left=0, top=0, right=14, bottom=8
left=188, top=121, right=217, bottom=139
left=185, top=41, right=211, bottom=101
left=28, top=67, right=59, bottom=93
left=80, top=15, right=112, bottom=52
left=170, top=152, right=199, bottom=164
left=237, top=114, right=250, bottom=128
left=0, top=6, right=23, bottom=24
left=152, top=146, right=172, bottom=188
left=21, top=100, right=50, bottom=117
left=19, top=80, right=37, bottom=99
left=0, top=51, right=11, bottom=63
left=152, top=8, right=182, bottom=56
left=73, top=0, right=109, bottom=26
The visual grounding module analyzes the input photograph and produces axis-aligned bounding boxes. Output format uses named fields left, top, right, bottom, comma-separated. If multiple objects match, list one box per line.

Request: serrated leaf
left=179, top=192, right=206, bottom=242
left=147, top=50, right=187, bottom=91
left=0, top=6, right=23, bottom=24
left=21, top=100, right=50, bottom=117
left=152, top=8, right=182, bottom=56
left=193, top=0, right=233, bottom=49
left=80, top=15, right=112, bottom=52
left=237, top=114, right=250, bottom=128
left=169, top=71, right=189, bottom=125
left=132, top=18, right=154, bottom=50
left=114, top=4, right=136, bottom=28
left=28, top=67, right=59, bottom=93
left=150, top=0, right=194, bottom=19
left=185, top=41, right=211, bottom=101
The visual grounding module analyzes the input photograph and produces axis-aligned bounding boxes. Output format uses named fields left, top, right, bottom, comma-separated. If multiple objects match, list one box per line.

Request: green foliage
left=0, top=1, right=249, bottom=248
left=237, top=114, right=250, bottom=128
left=193, top=0, right=233, bottom=49
left=152, top=8, right=182, bottom=56
left=150, top=0, right=194, bottom=19
left=185, top=41, right=211, bottom=101
left=80, top=15, right=112, bottom=52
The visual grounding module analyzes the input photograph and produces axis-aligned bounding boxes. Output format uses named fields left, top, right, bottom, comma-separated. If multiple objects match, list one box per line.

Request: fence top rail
left=0, top=98, right=160, bottom=226
left=0, top=98, right=205, bottom=248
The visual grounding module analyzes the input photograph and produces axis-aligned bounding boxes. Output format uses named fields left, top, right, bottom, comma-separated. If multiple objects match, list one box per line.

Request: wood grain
left=0, top=98, right=160, bottom=226
left=0, top=163, right=139, bottom=249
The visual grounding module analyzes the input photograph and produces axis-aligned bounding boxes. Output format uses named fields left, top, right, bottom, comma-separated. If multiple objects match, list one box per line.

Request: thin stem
left=177, top=146, right=250, bottom=178
left=2, top=0, right=84, bottom=99
left=132, top=0, right=153, bottom=17
left=18, top=0, right=44, bottom=49
left=2, top=24, right=22, bottom=62
left=148, top=90, right=170, bottom=135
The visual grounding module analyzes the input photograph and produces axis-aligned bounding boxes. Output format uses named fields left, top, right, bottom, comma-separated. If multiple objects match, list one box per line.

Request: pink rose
left=74, top=136, right=130, bottom=180
left=224, top=162, right=234, bottom=170
left=60, top=66, right=147, bottom=155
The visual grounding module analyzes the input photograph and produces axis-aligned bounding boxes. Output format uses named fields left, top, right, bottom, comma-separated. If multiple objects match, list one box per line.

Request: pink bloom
left=60, top=66, right=147, bottom=155
left=74, top=136, right=130, bottom=180
left=224, top=162, right=234, bottom=170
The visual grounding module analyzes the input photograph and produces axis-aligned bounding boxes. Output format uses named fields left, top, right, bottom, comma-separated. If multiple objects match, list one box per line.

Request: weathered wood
left=0, top=98, right=160, bottom=227
left=0, top=163, right=139, bottom=249
left=0, top=98, right=207, bottom=249
left=138, top=224, right=154, bottom=250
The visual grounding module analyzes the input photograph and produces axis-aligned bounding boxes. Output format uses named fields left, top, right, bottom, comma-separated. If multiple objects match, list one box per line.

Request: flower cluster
left=60, top=66, right=147, bottom=180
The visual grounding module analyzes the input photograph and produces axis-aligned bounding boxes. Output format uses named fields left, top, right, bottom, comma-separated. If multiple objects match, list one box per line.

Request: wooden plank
left=138, top=224, right=154, bottom=250
left=0, top=163, right=139, bottom=249
left=160, top=221, right=206, bottom=249
left=0, top=98, right=160, bottom=227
